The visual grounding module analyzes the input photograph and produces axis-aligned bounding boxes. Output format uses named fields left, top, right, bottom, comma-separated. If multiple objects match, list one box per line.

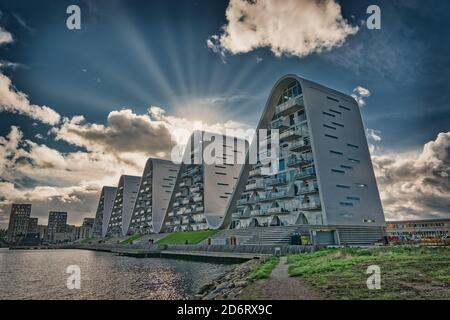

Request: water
left=0, top=248, right=233, bottom=300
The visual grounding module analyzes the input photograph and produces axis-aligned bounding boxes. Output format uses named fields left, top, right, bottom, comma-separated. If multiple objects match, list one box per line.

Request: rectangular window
left=279, top=159, right=286, bottom=171
left=340, top=165, right=353, bottom=169
left=347, top=196, right=360, bottom=201
left=347, top=143, right=359, bottom=149
left=348, top=158, right=360, bottom=163
left=323, top=124, right=336, bottom=130
left=217, top=183, right=229, bottom=186
left=327, top=96, right=339, bottom=103
left=339, top=105, right=351, bottom=111
left=325, top=134, right=338, bottom=139
left=336, top=184, right=350, bottom=189
left=340, top=202, right=354, bottom=207
left=219, top=196, right=228, bottom=199
left=331, top=169, right=345, bottom=174
left=330, top=150, right=343, bottom=155
left=215, top=165, right=226, bottom=169
left=329, top=109, right=342, bottom=115
left=322, top=111, right=335, bottom=118
left=215, top=172, right=226, bottom=175
left=331, top=121, right=344, bottom=127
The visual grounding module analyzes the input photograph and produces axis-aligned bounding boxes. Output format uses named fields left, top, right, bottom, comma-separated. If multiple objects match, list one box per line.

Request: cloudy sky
left=0, top=0, right=449, bottom=227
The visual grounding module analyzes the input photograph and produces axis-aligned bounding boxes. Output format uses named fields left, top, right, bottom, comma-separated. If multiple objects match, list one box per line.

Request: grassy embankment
left=156, top=230, right=218, bottom=245
left=250, top=256, right=280, bottom=279
left=121, top=233, right=142, bottom=244
left=288, top=246, right=450, bottom=299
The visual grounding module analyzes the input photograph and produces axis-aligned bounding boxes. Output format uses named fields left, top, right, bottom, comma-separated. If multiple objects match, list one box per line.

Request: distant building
left=92, top=186, right=117, bottom=237
left=128, top=158, right=180, bottom=235
left=386, top=219, right=450, bottom=239
left=164, top=131, right=247, bottom=232
left=27, top=217, right=39, bottom=235
left=7, top=204, right=31, bottom=244
left=47, top=211, right=67, bottom=243
left=80, top=218, right=95, bottom=239
left=38, top=225, right=48, bottom=242
left=106, top=175, right=141, bottom=237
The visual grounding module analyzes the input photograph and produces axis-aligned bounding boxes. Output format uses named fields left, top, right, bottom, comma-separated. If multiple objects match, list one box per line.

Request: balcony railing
left=289, top=139, right=311, bottom=152
left=267, top=207, right=290, bottom=215
left=299, top=184, right=319, bottom=195
left=279, top=128, right=302, bottom=142
left=275, top=96, right=304, bottom=116
left=265, top=175, right=287, bottom=187
left=300, top=202, right=322, bottom=211
left=249, top=168, right=263, bottom=177
left=193, top=195, right=203, bottom=202
left=269, top=117, right=290, bottom=130
left=294, top=167, right=316, bottom=180
left=245, top=181, right=266, bottom=191
left=287, top=155, right=312, bottom=167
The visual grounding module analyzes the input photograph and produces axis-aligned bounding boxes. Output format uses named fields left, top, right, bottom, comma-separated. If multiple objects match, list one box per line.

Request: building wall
left=47, top=211, right=67, bottom=243
left=7, top=204, right=31, bottom=244
left=386, top=219, right=450, bottom=238
left=92, top=186, right=117, bottom=238
left=106, top=175, right=141, bottom=237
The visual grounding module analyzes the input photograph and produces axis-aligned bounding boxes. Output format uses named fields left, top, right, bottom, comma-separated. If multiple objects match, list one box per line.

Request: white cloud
left=0, top=73, right=61, bottom=125
left=366, top=128, right=382, bottom=142
left=351, top=85, right=371, bottom=107
left=0, top=27, right=13, bottom=45
left=373, top=131, right=450, bottom=221
left=208, top=0, right=358, bottom=60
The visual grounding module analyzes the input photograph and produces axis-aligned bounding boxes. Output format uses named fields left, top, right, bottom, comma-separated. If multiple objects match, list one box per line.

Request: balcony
left=294, top=167, right=316, bottom=180
left=269, top=117, right=290, bottom=130
left=268, top=189, right=294, bottom=200
left=191, top=186, right=201, bottom=193
left=193, top=195, right=203, bottom=202
left=245, top=181, right=266, bottom=191
left=299, top=184, right=319, bottom=195
left=175, top=192, right=182, bottom=197
left=168, top=212, right=174, bottom=217
left=280, top=128, right=302, bottom=142
left=179, top=180, right=191, bottom=188
left=237, top=197, right=254, bottom=206
left=182, top=198, right=190, bottom=205
left=300, top=202, right=322, bottom=211
left=249, top=168, right=263, bottom=177
left=275, top=96, right=304, bottom=116
left=287, top=155, right=312, bottom=167
left=268, top=207, right=290, bottom=215
left=251, top=209, right=270, bottom=217
left=173, top=201, right=181, bottom=208
left=266, top=175, right=288, bottom=187
left=290, top=139, right=311, bottom=152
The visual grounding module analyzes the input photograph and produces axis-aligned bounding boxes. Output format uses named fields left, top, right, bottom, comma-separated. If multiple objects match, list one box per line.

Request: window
left=339, top=105, right=350, bottom=111
left=330, top=150, right=343, bottom=155
left=347, top=143, right=359, bottom=149
left=355, top=183, right=367, bottom=188
left=348, top=158, right=360, bottom=163
left=325, top=134, right=338, bottom=139
left=215, top=172, right=226, bottom=175
left=347, top=196, right=360, bottom=201
left=332, top=169, right=345, bottom=174
left=323, top=124, right=336, bottom=130
left=331, top=121, right=344, bottom=127
left=279, top=159, right=285, bottom=171
left=329, top=108, right=342, bottom=115
left=322, top=111, right=335, bottom=118
left=217, top=182, right=229, bottom=186
left=340, top=202, right=353, bottom=207
left=327, top=96, right=339, bottom=103
left=340, top=165, right=353, bottom=169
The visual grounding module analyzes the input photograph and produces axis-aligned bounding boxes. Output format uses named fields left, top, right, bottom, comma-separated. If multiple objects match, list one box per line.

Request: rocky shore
left=196, top=259, right=261, bottom=300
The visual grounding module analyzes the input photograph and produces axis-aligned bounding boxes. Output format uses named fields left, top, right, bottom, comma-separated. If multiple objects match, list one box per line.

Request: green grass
left=80, top=237, right=94, bottom=244
left=121, top=233, right=142, bottom=244
left=287, top=246, right=450, bottom=300
left=156, top=230, right=218, bottom=245
left=250, top=256, right=280, bottom=280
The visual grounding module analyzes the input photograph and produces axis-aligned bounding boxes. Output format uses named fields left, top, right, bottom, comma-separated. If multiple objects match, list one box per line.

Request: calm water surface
left=0, top=248, right=233, bottom=300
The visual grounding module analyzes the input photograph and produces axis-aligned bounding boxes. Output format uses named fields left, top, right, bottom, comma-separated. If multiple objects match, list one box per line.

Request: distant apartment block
left=7, top=204, right=31, bottom=244
left=106, top=175, right=141, bottom=237
left=27, top=217, right=39, bottom=234
left=387, top=219, right=450, bottom=239
left=38, top=225, right=48, bottom=242
left=128, top=158, right=180, bottom=235
left=226, top=75, right=385, bottom=244
left=80, top=217, right=95, bottom=239
left=164, top=131, right=246, bottom=232
left=92, top=186, right=117, bottom=237
left=47, top=211, right=67, bottom=243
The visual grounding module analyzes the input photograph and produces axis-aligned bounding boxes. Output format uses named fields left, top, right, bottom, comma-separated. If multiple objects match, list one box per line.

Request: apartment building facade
left=106, top=175, right=141, bottom=237
left=164, top=131, right=246, bottom=232
left=7, top=204, right=31, bottom=244
left=128, top=158, right=180, bottom=234
left=47, top=211, right=68, bottom=243
left=92, top=186, right=117, bottom=237
left=226, top=74, right=385, bottom=243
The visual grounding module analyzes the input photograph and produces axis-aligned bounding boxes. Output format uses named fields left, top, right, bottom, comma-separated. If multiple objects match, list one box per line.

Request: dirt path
left=240, top=256, right=323, bottom=300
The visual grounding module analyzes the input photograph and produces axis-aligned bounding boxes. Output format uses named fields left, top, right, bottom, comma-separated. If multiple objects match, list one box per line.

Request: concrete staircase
left=210, top=226, right=302, bottom=246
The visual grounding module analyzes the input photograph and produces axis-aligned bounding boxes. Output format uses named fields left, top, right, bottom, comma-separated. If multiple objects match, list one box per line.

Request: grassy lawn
left=80, top=237, right=94, bottom=244
left=156, top=230, right=218, bottom=245
left=250, top=256, right=280, bottom=279
left=121, top=233, right=142, bottom=244
left=288, top=246, right=450, bottom=300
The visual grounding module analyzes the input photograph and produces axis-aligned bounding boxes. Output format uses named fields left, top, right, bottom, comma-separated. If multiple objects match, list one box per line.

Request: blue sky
left=0, top=0, right=449, bottom=226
